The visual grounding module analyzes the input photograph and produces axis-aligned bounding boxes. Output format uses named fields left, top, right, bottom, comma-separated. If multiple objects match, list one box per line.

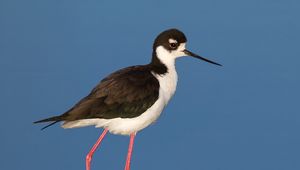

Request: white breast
left=152, top=68, right=177, bottom=105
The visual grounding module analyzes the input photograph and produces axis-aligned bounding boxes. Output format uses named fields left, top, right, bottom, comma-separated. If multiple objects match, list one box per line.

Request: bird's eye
left=169, top=43, right=177, bottom=48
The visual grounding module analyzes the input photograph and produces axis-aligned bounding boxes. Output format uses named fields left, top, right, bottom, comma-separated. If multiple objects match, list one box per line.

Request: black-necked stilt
left=34, top=28, right=222, bottom=170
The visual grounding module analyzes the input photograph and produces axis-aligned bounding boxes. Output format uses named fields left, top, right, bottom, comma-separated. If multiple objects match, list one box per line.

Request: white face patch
left=168, top=38, right=178, bottom=44
left=155, top=43, right=187, bottom=68
left=176, top=43, right=186, bottom=54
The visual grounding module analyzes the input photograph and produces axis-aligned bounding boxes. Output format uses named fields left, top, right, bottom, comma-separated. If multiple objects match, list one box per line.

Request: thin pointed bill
left=183, top=49, right=222, bottom=66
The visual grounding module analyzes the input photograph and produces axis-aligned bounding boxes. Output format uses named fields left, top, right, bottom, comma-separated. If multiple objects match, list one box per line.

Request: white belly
left=62, top=69, right=178, bottom=135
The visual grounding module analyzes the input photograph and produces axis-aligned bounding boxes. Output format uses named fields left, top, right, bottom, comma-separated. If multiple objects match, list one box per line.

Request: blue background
left=1, top=0, right=299, bottom=169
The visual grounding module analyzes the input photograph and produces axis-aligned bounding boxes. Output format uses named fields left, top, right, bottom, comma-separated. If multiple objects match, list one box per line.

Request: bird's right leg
left=86, top=128, right=108, bottom=170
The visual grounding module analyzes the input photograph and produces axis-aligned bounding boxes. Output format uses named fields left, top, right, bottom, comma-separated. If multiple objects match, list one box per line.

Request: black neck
left=149, top=51, right=168, bottom=75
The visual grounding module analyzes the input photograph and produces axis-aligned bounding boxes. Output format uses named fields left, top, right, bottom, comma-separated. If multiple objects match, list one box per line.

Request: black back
left=34, top=64, right=166, bottom=127
left=64, top=65, right=161, bottom=120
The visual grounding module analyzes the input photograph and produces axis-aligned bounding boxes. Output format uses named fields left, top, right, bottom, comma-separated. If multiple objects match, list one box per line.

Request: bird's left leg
left=124, top=132, right=136, bottom=170
left=86, top=128, right=108, bottom=170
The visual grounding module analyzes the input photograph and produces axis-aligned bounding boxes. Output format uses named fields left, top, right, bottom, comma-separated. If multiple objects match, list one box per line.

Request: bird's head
left=153, top=29, right=222, bottom=66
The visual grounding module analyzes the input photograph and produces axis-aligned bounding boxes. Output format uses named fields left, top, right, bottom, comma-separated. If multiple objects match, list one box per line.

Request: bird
left=34, top=28, right=222, bottom=170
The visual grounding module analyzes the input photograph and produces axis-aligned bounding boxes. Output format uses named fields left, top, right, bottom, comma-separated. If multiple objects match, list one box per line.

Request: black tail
left=34, top=116, right=63, bottom=130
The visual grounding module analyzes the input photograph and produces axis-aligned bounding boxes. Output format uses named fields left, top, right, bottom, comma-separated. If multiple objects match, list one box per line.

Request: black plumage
left=34, top=64, right=166, bottom=127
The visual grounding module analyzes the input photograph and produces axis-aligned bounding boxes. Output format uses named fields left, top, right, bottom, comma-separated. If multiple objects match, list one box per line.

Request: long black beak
left=184, top=49, right=222, bottom=66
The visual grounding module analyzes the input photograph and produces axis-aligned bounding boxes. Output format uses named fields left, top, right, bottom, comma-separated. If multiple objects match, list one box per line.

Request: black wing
left=35, top=65, right=160, bottom=126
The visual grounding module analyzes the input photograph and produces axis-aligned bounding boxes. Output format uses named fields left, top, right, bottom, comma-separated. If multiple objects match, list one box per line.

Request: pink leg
left=86, top=128, right=108, bottom=170
left=124, top=133, right=136, bottom=170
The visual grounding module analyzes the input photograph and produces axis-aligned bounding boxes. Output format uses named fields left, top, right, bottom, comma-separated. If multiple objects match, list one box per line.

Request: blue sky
left=1, top=0, right=299, bottom=169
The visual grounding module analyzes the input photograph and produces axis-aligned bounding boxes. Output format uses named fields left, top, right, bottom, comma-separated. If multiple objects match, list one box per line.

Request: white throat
left=152, top=45, right=186, bottom=106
